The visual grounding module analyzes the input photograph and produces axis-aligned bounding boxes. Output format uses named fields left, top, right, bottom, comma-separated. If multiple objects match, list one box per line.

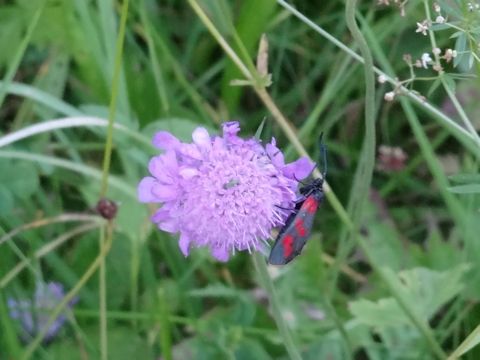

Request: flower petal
left=151, top=208, right=170, bottom=223
left=192, top=127, right=211, bottom=148
left=178, top=232, right=191, bottom=256
left=148, top=156, right=172, bottom=183
left=138, top=177, right=159, bottom=202
left=266, top=140, right=285, bottom=168
left=179, top=167, right=199, bottom=179
left=152, top=183, right=178, bottom=201
left=158, top=219, right=178, bottom=233
left=152, top=131, right=180, bottom=150
left=162, top=150, right=178, bottom=170
left=211, top=246, right=230, bottom=262
left=283, top=156, right=315, bottom=180
left=222, top=121, right=240, bottom=138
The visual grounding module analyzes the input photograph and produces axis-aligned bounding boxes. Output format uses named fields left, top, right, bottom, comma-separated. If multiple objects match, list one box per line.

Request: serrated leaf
left=350, top=265, right=469, bottom=327
left=350, top=298, right=408, bottom=327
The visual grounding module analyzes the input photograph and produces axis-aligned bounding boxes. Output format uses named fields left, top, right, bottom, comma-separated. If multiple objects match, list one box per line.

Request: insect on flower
left=268, top=135, right=327, bottom=265
left=137, top=122, right=315, bottom=262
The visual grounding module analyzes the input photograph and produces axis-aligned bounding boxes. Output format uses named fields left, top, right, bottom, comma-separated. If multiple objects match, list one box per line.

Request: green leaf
left=449, top=323, right=480, bottom=359
left=448, top=184, right=480, bottom=194
left=350, top=265, right=469, bottom=327
left=442, top=74, right=456, bottom=94
left=449, top=173, right=480, bottom=184
left=254, top=117, right=267, bottom=139
left=0, top=184, right=14, bottom=215
left=427, top=77, right=442, bottom=97
left=0, top=159, right=39, bottom=213
left=454, top=33, right=467, bottom=67
left=189, top=284, right=249, bottom=301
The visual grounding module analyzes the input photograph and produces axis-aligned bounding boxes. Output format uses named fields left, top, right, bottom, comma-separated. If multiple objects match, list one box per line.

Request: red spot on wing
left=282, top=234, right=294, bottom=258
left=303, top=197, right=318, bottom=214
left=295, top=219, right=307, bottom=237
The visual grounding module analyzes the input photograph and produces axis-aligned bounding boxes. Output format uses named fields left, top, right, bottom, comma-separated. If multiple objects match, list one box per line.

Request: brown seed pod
left=96, top=198, right=118, bottom=220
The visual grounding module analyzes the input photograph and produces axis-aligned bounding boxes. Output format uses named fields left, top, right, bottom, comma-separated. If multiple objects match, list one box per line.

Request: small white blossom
left=435, top=15, right=446, bottom=24
left=444, top=48, right=457, bottom=63
left=416, top=21, right=429, bottom=36
left=433, top=47, right=441, bottom=56
left=378, top=74, right=387, bottom=84
left=433, top=2, right=441, bottom=12
left=421, top=53, right=433, bottom=68
left=384, top=91, right=395, bottom=102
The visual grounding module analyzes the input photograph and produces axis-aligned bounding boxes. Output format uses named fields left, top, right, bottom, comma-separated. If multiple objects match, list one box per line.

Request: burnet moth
left=268, top=135, right=327, bottom=265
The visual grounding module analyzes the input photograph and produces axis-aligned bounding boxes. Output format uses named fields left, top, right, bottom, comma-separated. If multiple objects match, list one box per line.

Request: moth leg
left=294, top=195, right=307, bottom=204
left=275, top=204, right=297, bottom=212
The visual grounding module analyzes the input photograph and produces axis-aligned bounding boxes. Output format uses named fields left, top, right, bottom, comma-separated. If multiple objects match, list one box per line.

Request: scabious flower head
left=138, top=121, right=315, bottom=262
left=8, top=281, right=75, bottom=342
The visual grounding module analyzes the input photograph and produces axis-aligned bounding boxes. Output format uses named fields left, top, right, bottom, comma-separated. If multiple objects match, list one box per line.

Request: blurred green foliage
left=1, top=0, right=480, bottom=359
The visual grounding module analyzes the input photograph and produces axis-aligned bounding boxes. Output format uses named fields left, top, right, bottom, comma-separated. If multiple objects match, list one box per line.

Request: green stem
left=447, top=322, right=480, bottom=359
left=157, top=287, right=173, bottom=360
left=422, top=0, right=480, bottom=148
left=99, top=227, right=108, bottom=360
left=21, top=223, right=114, bottom=359
left=252, top=253, right=302, bottom=360
left=332, top=0, right=376, bottom=298
left=100, top=0, right=130, bottom=197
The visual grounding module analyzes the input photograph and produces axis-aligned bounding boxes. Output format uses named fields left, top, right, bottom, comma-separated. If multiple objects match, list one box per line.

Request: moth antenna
left=293, top=173, right=308, bottom=186
left=319, top=132, right=327, bottom=180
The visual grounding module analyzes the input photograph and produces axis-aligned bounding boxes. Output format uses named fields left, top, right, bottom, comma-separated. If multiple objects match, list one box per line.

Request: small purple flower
left=138, top=121, right=315, bottom=262
left=8, top=281, right=75, bottom=342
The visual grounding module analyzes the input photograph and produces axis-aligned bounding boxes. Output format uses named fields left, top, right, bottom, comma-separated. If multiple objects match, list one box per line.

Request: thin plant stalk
left=100, top=0, right=130, bottom=197
left=21, top=223, right=114, bottom=360
left=97, top=1, right=130, bottom=359
left=422, top=0, right=480, bottom=148
left=252, top=253, right=302, bottom=360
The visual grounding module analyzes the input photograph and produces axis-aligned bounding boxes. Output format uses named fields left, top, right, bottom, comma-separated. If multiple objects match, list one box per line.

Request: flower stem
left=252, top=253, right=302, bottom=360
left=97, top=2, right=129, bottom=358
left=99, top=0, right=130, bottom=198
left=99, top=226, right=108, bottom=360
left=21, top=222, right=113, bottom=360
left=422, top=0, right=480, bottom=148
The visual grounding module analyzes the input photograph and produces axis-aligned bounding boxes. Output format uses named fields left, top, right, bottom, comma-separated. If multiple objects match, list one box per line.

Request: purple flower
left=8, top=281, right=75, bottom=342
left=138, top=121, right=315, bottom=262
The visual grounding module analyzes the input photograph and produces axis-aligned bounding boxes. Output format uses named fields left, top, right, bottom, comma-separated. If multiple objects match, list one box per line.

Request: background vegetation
left=1, top=0, right=480, bottom=359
